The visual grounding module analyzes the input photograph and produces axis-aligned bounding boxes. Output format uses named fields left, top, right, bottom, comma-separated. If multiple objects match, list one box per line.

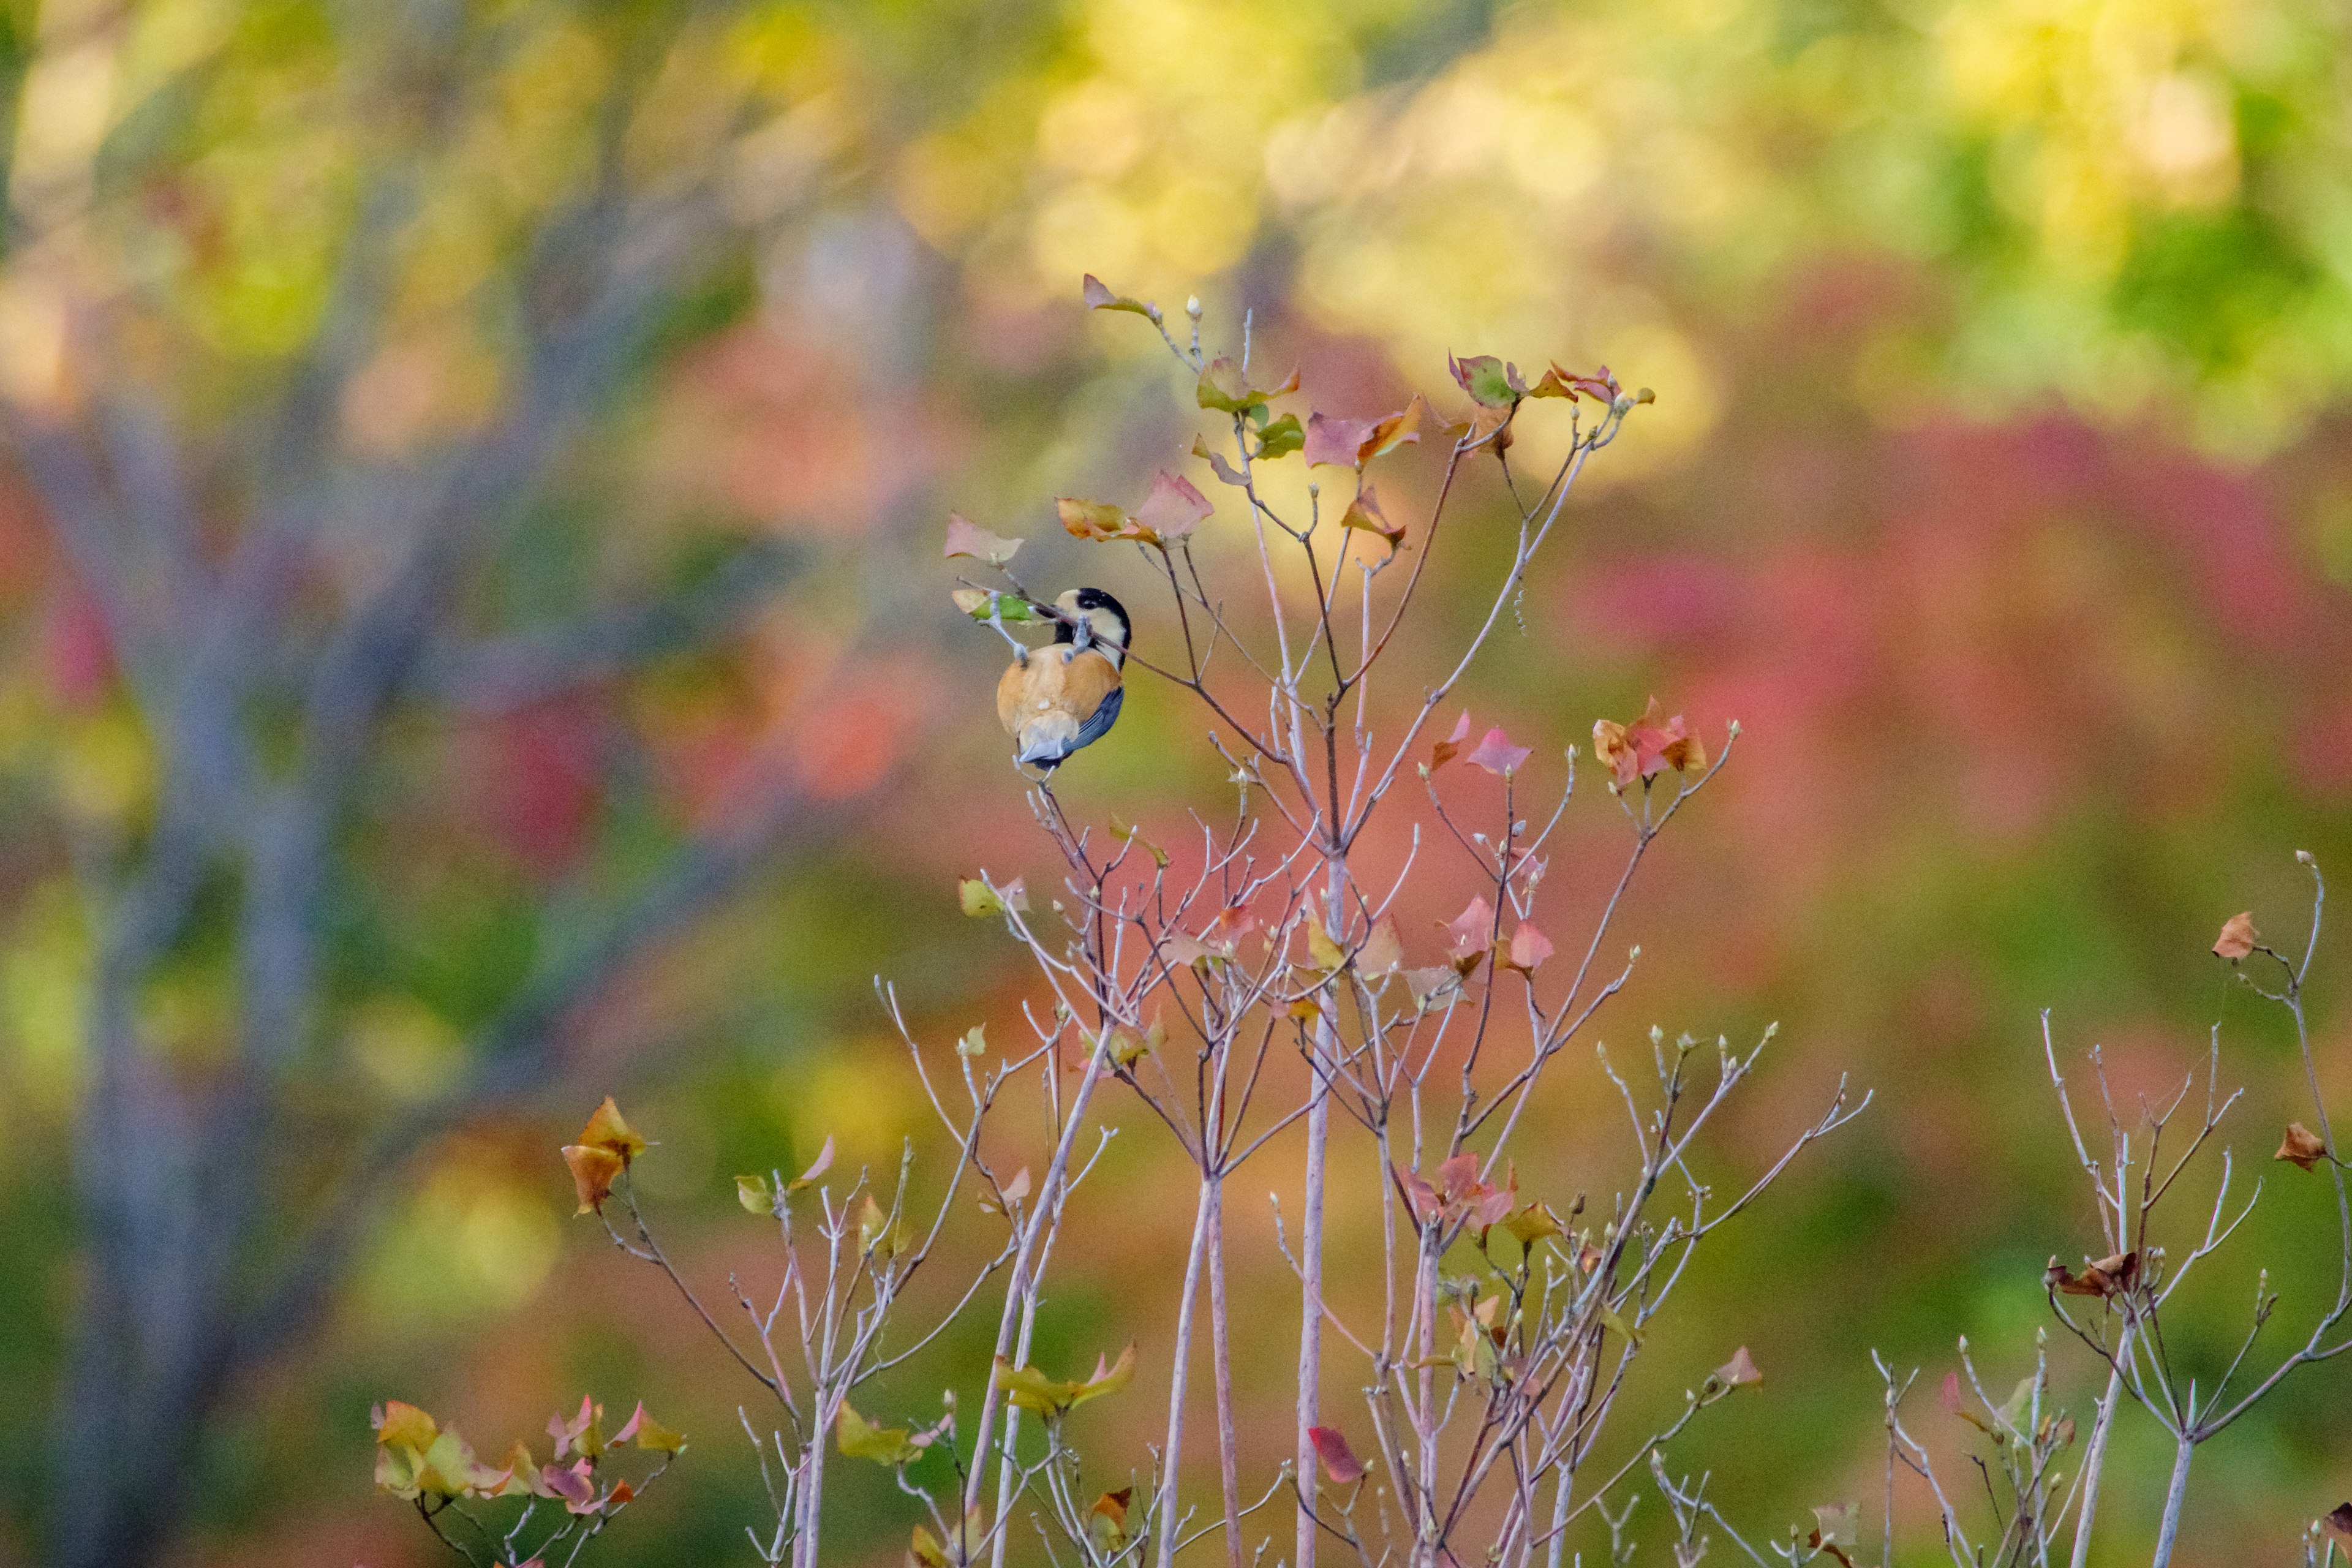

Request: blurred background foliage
left=4, top=0, right=2352, bottom=1564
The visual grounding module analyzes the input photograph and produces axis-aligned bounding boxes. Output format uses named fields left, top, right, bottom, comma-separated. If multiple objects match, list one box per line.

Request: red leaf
left=1308, top=1425, right=1368, bottom=1484
left=1716, top=1346, right=1763, bottom=1387
left=1395, top=1164, right=1442, bottom=1223
left=1135, top=469, right=1213, bottom=541
left=1437, top=1152, right=1479, bottom=1200
left=1507, top=922, right=1553, bottom=971
left=1465, top=726, right=1531, bottom=776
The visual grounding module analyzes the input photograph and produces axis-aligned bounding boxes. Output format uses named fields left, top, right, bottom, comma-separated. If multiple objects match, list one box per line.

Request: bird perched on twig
left=997, top=587, right=1130, bottom=772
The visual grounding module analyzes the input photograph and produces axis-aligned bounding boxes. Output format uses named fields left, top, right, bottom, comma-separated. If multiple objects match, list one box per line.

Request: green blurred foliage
left=4, top=0, right=2352, bottom=1565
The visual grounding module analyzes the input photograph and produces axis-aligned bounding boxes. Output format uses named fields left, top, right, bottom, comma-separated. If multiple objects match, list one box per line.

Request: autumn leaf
left=1057, top=497, right=1133, bottom=542
left=993, top=1345, right=1137, bottom=1414
left=1714, top=1346, right=1763, bottom=1388
left=960, top=876, right=1027, bottom=917
left=1465, top=726, right=1531, bottom=776
left=1430, top=710, right=1472, bottom=770
left=2213, top=911, right=2258, bottom=960
left=1190, top=432, right=1246, bottom=486
left=1201, top=904, right=1257, bottom=955
left=1197, top=356, right=1254, bottom=413
left=1444, top=896, right=1495, bottom=964
left=576, top=1097, right=646, bottom=1163
left=548, top=1396, right=606, bottom=1461
left=790, top=1136, right=835, bottom=1191
left=837, top=1404, right=923, bottom=1466
left=1506, top=922, right=1553, bottom=973
left=1449, top=353, right=1524, bottom=409
left=735, top=1174, right=773, bottom=1214
left=374, top=1400, right=439, bottom=1455
left=1307, top=1425, right=1368, bottom=1484
left=1406, top=965, right=1461, bottom=1012
left=1134, top=469, right=1213, bottom=541
left=1358, top=918, right=1404, bottom=977
left=1502, top=1202, right=1564, bottom=1246
left=1362, top=398, right=1427, bottom=462
left=2277, top=1121, right=2329, bottom=1170
left=1088, top=1487, right=1135, bottom=1549
left=1341, top=485, right=1404, bottom=549
left=951, top=589, right=1041, bottom=623
left=959, top=1025, right=987, bottom=1058
left=1594, top=699, right=1705, bottom=787
left=943, top=513, right=1022, bottom=567
left=614, top=1401, right=686, bottom=1454
left=1305, top=412, right=1376, bottom=468
left=563, top=1144, right=625, bottom=1215
left=1080, top=274, right=1156, bottom=317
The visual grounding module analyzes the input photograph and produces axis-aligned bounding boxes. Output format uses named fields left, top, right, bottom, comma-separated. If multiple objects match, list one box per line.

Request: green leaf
left=1256, top=412, right=1304, bottom=460
left=1449, top=353, right=1523, bottom=409
left=959, top=876, right=1027, bottom=917
left=735, top=1174, right=773, bottom=1214
left=837, top=1404, right=922, bottom=1466
left=958, top=1024, right=987, bottom=1057
left=1197, top=356, right=1254, bottom=412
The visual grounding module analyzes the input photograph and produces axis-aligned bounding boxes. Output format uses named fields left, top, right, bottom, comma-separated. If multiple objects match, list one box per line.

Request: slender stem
left=2149, top=1434, right=2195, bottom=1568
left=1157, top=1180, right=1215, bottom=1568
left=2066, top=1327, right=2130, bottom=1568
left=1207, top=1174, right=1245, bottom=1568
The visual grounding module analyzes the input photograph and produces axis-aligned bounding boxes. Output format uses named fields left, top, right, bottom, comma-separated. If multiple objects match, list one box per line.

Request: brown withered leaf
left=2213, top=911, right=2259, bottom=960
left=2277, top=1121, right=2329, bottom=1171
left=1307, top=1425, right=1368, bottom=1485
left=1431, top=709, right=1472, bottom=770
left=2326, top=1503, right=2352, bottom=1548
left=1714, top=1346, right=1763, bottom=1388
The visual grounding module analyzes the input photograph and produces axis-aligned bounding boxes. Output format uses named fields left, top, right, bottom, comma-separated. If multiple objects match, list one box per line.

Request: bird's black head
left=1050, top=586, right=1132, bottom=663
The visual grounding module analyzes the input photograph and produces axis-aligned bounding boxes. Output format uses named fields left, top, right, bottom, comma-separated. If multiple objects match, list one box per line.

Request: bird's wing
left=1071, top=681, right=1124, bottom=753
left=1060, top=650, right=1123, bottom=736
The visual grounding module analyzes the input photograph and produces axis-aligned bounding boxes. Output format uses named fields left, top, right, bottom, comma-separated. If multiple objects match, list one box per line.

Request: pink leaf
left=1437, top=1152, right=1479, bottom=1200
left=1444, top=896, right=1494, bottom=959
left=943, top=512, right=1021, bottom=566
left=1465, top=726, right=1531, bottom=776
left=1134, top=470, right=1213, bottom=541
left=1305, top=412, right=1376, bottom=468
left=1508, top=922, right=1553, bottom=971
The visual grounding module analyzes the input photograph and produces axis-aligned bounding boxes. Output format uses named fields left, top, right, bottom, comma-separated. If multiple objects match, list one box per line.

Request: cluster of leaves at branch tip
left=2046, top=1250, right=2139, bottom=1299
left=734, top=1134, right=835, bottom=1218
left=372, top=1393, right=681, bottom=1513
left=1592, top=698, right=1705, bottom=791
left=562, top=1096, right=647, bottom=1215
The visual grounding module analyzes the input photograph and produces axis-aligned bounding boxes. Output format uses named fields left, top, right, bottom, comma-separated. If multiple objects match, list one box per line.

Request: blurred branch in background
left=0, top=3, right=944, bottom=1563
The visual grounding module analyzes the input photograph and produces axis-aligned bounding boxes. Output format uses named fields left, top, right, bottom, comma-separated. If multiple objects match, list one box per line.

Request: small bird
left=997, top=587, right=1131, bottom=772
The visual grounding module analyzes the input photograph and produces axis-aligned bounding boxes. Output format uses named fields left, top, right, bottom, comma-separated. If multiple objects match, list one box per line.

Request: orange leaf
left=1431, top=710, right=1471, bottom=770
left=2278, top=1121, right=2329, bottom=1170
left=2213, top=911, right=2258, bottom=960
left=563, top=1144, right=625, bottom=1215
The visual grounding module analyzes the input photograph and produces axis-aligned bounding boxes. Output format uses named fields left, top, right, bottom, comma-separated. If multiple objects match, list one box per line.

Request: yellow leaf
left=837, top=1403, right=921, bottom=1466
left=575, top=1096, right=647, bottom=1162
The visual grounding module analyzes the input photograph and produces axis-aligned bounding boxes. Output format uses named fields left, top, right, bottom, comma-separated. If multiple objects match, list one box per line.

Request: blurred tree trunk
left=0, top=7, right=867, bottom=1563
